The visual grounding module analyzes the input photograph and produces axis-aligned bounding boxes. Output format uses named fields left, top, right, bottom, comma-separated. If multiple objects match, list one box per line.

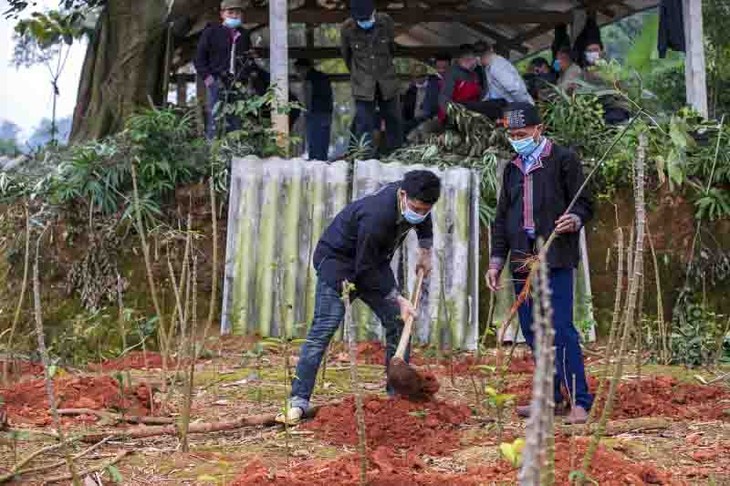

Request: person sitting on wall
left=341, top=0, right=402, bottom=157
left=439, top=44, right=482, bottom=124
left=275, top=170, right=441, bottom=425
left=402, top=63, right=440, bottom=136
left=294, top=59, right=333, bottom=161
left=487, top=102, right=594, bottom=425
left=194, top=0, right=255, bottom=139
left=478, top=43, right=534, bottom=108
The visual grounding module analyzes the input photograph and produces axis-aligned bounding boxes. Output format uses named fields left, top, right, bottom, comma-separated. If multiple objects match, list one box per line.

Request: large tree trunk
left=70, top=0, right=169, bottom=142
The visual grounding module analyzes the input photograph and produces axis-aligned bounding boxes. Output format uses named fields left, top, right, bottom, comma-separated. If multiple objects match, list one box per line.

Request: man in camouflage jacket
left=341, top=0, right=402, bottom=156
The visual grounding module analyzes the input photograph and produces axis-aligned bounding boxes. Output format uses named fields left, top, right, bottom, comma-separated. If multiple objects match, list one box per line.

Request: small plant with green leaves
left=499, top=438, right=525, bottom=468
left=484, top=385, right=515, bottom=440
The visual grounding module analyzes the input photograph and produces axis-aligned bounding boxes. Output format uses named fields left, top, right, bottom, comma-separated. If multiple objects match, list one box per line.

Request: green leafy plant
left=499, top=438, right=525, bottom=468
left=671, top=301, right=727, bottom=367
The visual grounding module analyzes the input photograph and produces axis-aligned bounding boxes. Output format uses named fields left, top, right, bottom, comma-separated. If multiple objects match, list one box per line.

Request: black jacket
left=402, top=75, right=440, bottom=122
left=194, top=23, right=252, bottom=83
left=658, top=0, right=685, bottom=58
left=490, top=141, right=593, bottom=272
left=313, top=182, right=433, bottom=299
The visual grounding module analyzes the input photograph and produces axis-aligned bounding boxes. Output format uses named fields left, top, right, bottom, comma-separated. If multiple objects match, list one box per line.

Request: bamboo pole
left=269, top=0, right=290, bottom=151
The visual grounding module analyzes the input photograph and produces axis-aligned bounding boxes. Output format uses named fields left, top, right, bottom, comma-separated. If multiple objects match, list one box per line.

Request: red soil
left=509, top=375, right=730, bottom=421
left=301, top=395, right=472, bottom=456
left=0, top=375, right=152, bottom=426
left=0, top=359, right=45, bottom=378
left=231, top=437, right=677, bottom=485
left=88, top=351, right=173, bottom=371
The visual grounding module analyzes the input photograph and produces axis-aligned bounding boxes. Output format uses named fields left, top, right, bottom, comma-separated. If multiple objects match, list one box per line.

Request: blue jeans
left=290, top=278, right=408, bottom=411
left=354, top=98, right=402, bottom=157
left=205, top=79, right=242, bottom=140
left=514, top=268, right=593, bottom=410
left=306, top=112, right=332, bottom=161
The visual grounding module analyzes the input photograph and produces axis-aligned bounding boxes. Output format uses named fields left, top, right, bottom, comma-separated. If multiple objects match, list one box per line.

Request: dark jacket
left=304, top=68, right=333, bottom=114
left=658, top=0, right=685, bottom=58
left=402, top=75, right=440, bottom=122
left=313, top=182, right=433, bottom=299
left=340, top=14, right=399, bottom=101
left=194, top=23, right=252, bottom=84
left=490, top=141, right=593, bottom=272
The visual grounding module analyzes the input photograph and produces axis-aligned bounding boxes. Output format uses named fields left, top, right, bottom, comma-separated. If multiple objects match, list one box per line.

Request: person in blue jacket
left=276, top=170, right=441, bottom=425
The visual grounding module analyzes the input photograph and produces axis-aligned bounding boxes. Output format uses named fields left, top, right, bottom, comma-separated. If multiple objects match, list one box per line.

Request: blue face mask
left=357, top=19, right=375, bottom=30
left=223, top=18, right=242, bottom=29
left=509, top=135, right=540, bottom=157
left=401, top=195, right=429, bottom=225
left=553, top=59, right=561, bottom=72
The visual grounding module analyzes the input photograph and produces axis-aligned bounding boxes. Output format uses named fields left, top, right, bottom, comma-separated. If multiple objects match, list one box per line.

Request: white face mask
left=585, top=51, right=601, bottom=65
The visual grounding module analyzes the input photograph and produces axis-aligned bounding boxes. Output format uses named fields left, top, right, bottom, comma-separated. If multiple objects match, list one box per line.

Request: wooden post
left=177, top=80, right=188, bottom=107
left=683, top=0, right=708, bottom=118
left=269, top=0, right=290, bottom=152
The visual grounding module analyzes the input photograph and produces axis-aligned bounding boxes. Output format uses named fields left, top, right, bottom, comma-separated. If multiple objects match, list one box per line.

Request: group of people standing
left=195, top=0, right=626, bottom=160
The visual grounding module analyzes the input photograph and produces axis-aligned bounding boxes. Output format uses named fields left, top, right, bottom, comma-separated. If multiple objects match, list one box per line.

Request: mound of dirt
left=301, top=395, right=471, bottom=456
left=510, top=375, right=730, bottom=421
left=88, top=351, right=172, bottom=371
left=610, top=376, right=730, bottom=421
left=231, top=437, right=675, bottom=486
left=0, top=359, right=45, bottom=379
left=0, top=375, right=152, bottom=426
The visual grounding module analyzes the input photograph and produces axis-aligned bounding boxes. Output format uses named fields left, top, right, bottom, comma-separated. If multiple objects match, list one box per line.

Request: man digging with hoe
left=276, top=171, right=442, bottom=425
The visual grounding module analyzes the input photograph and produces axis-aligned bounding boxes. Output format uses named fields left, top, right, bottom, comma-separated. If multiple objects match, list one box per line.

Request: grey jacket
left=340, top=13, right=399, bottom=101
left=484, top=55, right=534, bottom=104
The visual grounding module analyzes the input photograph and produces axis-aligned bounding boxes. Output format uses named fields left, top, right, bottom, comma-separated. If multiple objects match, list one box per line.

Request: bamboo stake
left=130, top=160, right=169, bottom=390
left=645, top=224, right=667, bottom=364
left=518, top=247, right=555, bottom=486
left=580, top=132, right=647, bottom=482
left=204, top=175, right=219, bottom=344
left=344, top=282, right=367, bottom=486
left=587, top=228, right=624, bottom=425
left=3, top=204, right=30, bottom=384
left=30, top=227, right=80, bottom=486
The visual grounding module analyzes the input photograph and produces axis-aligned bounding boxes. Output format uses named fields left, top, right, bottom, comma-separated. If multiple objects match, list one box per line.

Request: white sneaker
left=275, top=406, right=304, bottom=426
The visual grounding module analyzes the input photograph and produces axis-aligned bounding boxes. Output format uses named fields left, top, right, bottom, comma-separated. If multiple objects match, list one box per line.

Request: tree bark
left=70, top=0, right=169, bottom=142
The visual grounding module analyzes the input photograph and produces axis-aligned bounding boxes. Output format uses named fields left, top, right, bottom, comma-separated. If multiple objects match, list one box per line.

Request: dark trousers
left=290, top=278, right=409, bottom=410
left=354, top=98, right=402, bottom=157
left=305, top=112, right=332, bottom=161
left=514, top=267, right=593, bottom=410
left=205, top=79, right=242, bottom=140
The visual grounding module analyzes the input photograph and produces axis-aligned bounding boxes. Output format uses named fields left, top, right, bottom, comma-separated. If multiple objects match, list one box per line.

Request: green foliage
left=499, top=438, right=525, bottom=468
left=671, top=301, right=728, bottom=367
left=542, top=88, right=607, bottom=151
left=13, top=9, right=85, bottom=68
left=386, top=105, right=504, bottom=225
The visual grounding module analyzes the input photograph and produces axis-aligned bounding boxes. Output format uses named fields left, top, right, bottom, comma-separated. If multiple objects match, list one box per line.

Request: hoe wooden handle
left=394, top=270, right=425, bottom=360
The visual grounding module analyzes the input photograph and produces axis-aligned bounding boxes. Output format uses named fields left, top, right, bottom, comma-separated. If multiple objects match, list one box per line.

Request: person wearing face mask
left=438, top=44, right=482, bottom=124
left=488, top=102, right=594, bottom=425
left=194, top=0, right=254, bottom=139
left=275, top=170, right=441, bottom=425
left=341, top=0, right=401, bottom=156
left=402, top=63, right=440, bottom=135
left=555, top=46, right=583, bottom=94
